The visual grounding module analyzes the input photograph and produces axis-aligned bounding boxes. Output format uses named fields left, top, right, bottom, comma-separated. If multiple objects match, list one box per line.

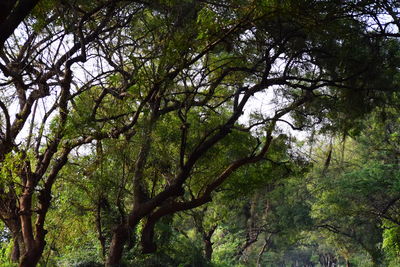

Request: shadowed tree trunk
left=10, top=228, right=25, bottom=263
left=203, top=226, right=217, bottom=262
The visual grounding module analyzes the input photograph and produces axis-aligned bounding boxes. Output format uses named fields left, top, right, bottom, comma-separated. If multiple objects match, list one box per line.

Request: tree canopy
left=0, top=0, right=400, bottom=266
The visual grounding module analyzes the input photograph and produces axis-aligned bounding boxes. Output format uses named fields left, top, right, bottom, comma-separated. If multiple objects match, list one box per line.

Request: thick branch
left=0, top=0, right=40, bottom=48
left=139, top=93, right=313, bottom=252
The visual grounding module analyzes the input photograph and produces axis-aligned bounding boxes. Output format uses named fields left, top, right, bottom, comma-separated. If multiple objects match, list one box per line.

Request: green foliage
left=1, top=0, right=400, bottom=266
left=0, top=225, right=15, bottom=267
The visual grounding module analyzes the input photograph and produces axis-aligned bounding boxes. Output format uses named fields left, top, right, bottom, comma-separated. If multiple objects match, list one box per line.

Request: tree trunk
left=106, top=224, right=129, bottom=267
left=10, top=232, right=25, bottom=263
left=18, top=178, right=43, bottom=267
left=19, top=245, right=44, bottom=267
left=11, top=240, right=20, bottom=263
left=204, top=239, right=213, bottom=262
left=17, top=167, right=50, bottom=266
left=202, top=225, right=216, bottom=262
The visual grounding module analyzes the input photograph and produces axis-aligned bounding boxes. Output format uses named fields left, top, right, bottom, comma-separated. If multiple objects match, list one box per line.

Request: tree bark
left=203, top=225, right=216, bottom=262
left=19, top=244, right=45, bottom=267
left=11, top=232, right=25, bottom=263
left=106, top=224, right=129, bottom=267
left=204, top=239, right=213, bottom=262
left=18, top=183, right=46, bottom=267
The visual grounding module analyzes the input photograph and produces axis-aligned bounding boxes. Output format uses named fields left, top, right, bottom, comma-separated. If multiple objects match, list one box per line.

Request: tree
left=0, top=1, right=399, bottom=266
left=306, top=104, right=400, bottom=266
left=0, top=1, right=148, bottom=265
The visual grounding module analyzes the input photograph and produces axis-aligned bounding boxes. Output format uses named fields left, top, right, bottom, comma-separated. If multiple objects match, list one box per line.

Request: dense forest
left=0, top=0, right=400, bottom=266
